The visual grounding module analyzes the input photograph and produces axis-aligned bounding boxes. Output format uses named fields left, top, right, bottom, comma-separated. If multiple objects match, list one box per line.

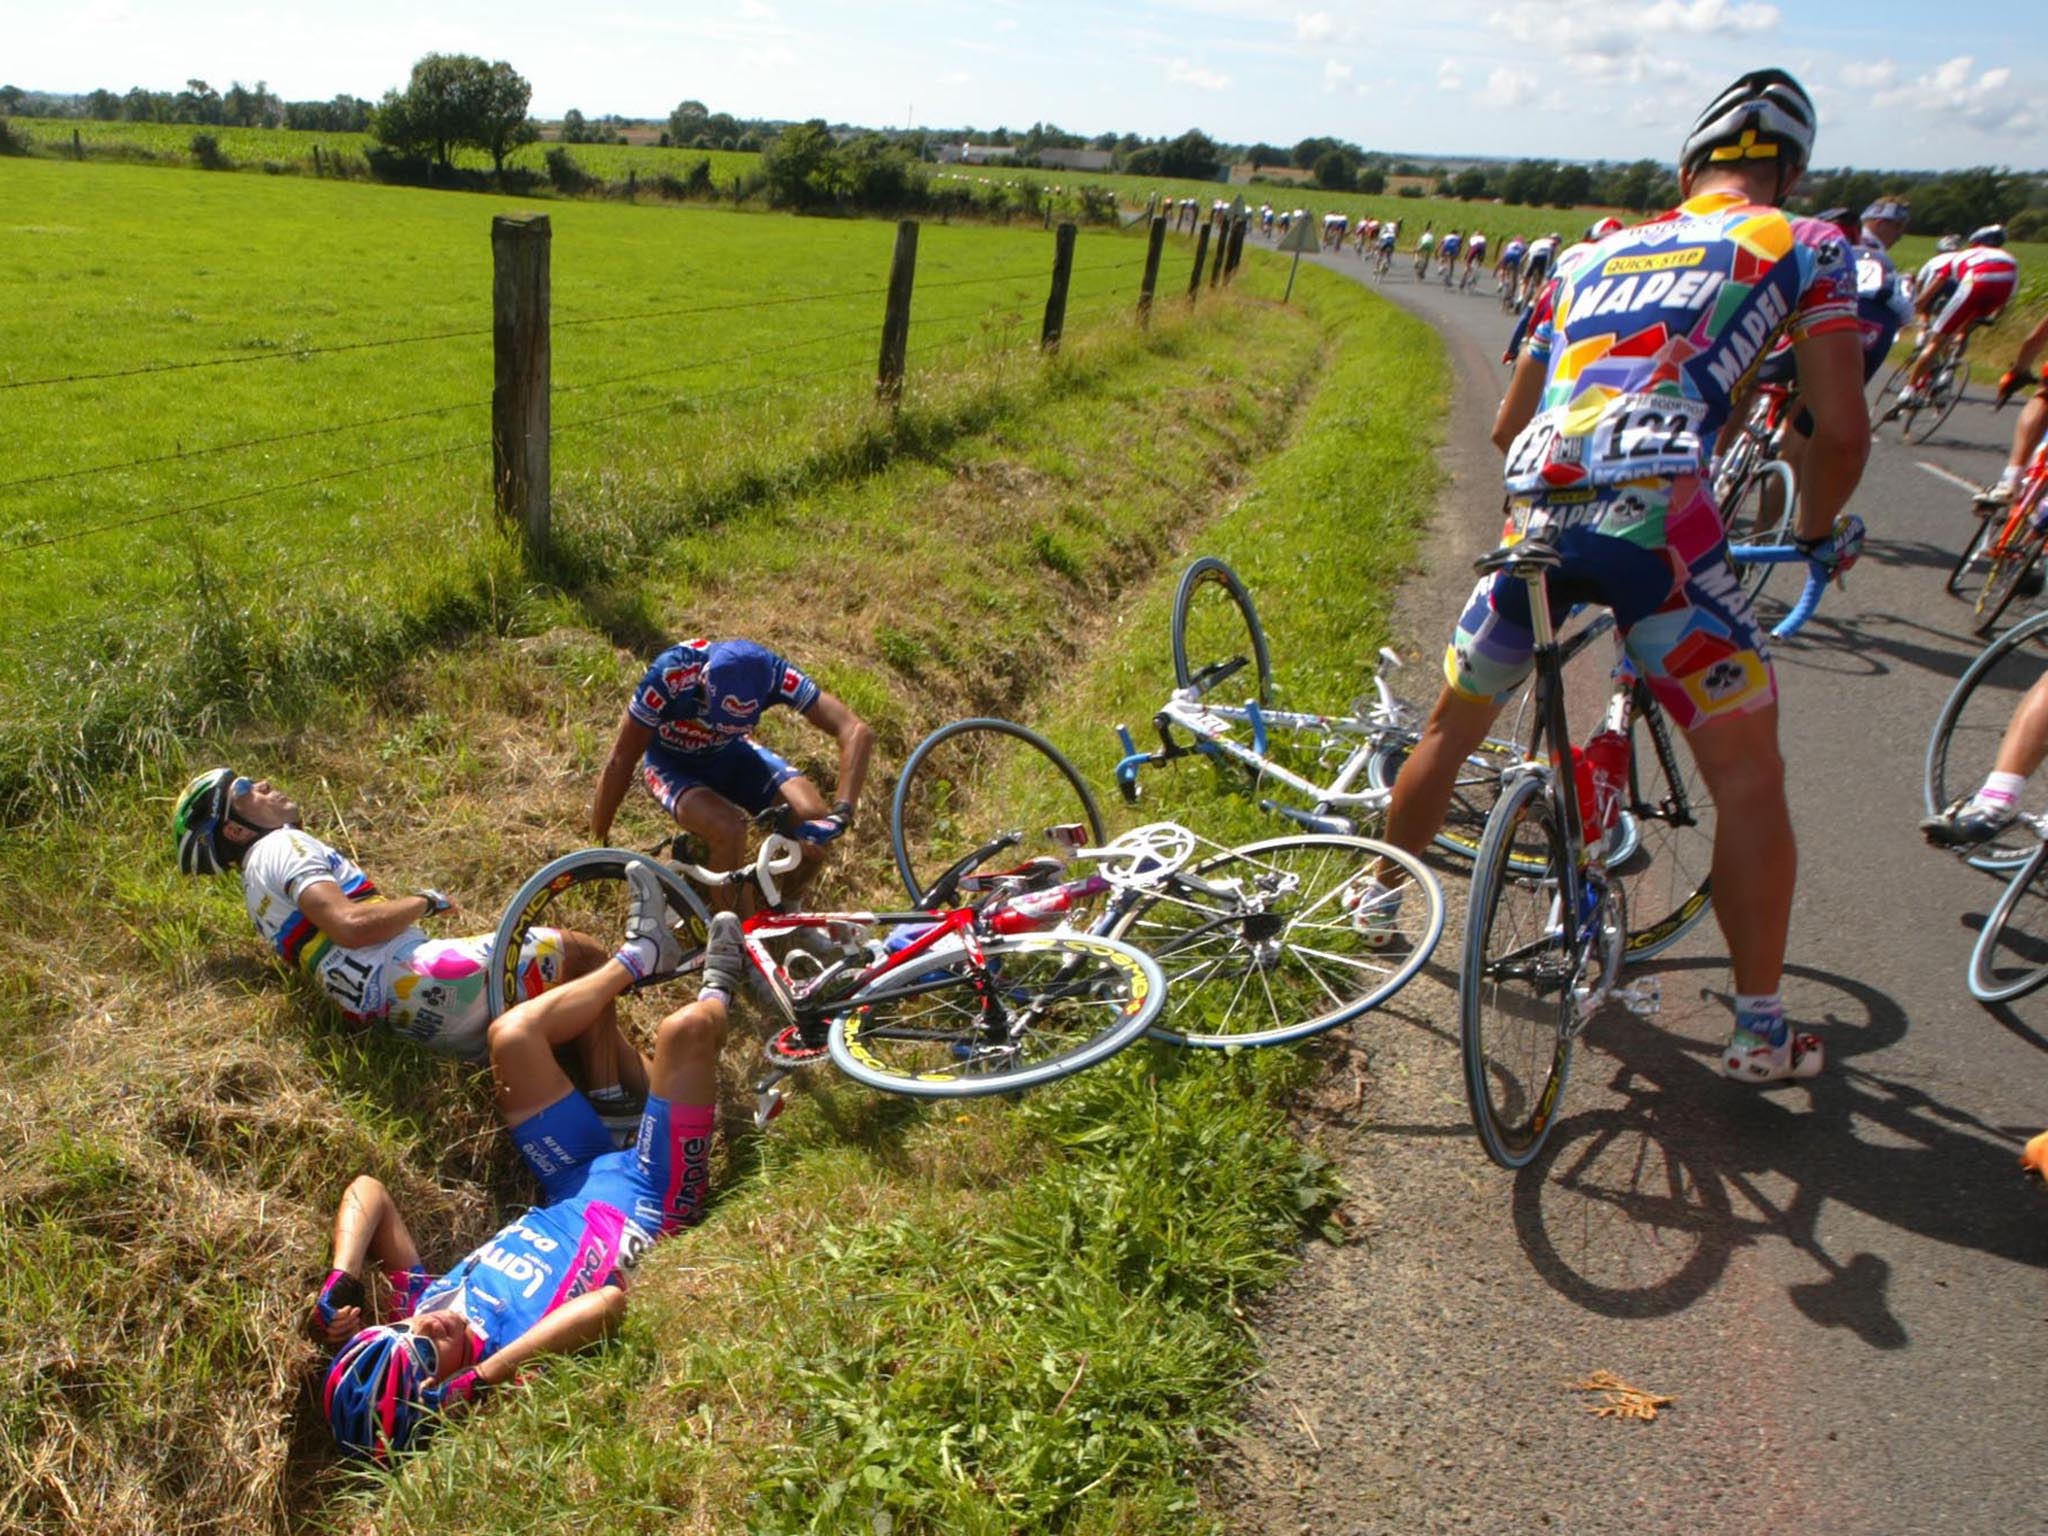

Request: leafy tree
left=560, top=108, right=590, bottom=143
left=1312, top=149, right=1355, bottom=191
left=0, top=85, right=25, bottom=115
left=473, top=60, right=536, bottom=172
left=1500, top=159, right=1556, bottom=206
left=762, top=117, right=835, bottom=205
left=1157, top=128, right=1223, bottom=180
left=1551, top=163, right=1592, bottom=207
left=372, top=54, right=535, bottom=173
left=1450, top=167, right=1490, bottom=200
left=1090, top=130, right=1118, bottom=151
left=173, top=79, right=221, bottom=125
left=1356, top=166, right=1387, bottom=195
left=668, top=98, right=708, bottom=144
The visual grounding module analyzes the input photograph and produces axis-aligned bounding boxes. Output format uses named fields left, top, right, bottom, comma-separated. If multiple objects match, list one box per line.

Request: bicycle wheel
left=826, top=932, right=1163, bottom=1097
left=1973, top=526, right=2046, bottom=637
left=1947, top=508, right=1999, bottom=599
left=1170, top=556, right=1273, bottom=704
left=1870, top=356, right=1909, bottom=418
left=1722, top=461, right=1796, bottom=608
left=1924, top=609, right=2048, bottom=872
left=1906, top=364, right=1967, bottom=445
left=890, top=717, right=1106, bottom=909
left=1614, top=687, right=1715, bottom=961
left=1969, top=840, right=2048, bottom=1004
left=488, top=848, right=713, bottom=1018
left=1462, top=770, right=1576, bottom=1169
left=1107, top=833, right=1444, bottom=1048
left=1365, top=732, right=1532, bottom=870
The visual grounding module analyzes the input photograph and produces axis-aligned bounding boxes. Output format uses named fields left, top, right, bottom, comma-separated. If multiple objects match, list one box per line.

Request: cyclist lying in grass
left=174, top=768, right=647, bottom=1113
left=315, top=890, right=737, bottom=1462
left=590, top=637, right=873, bottom=912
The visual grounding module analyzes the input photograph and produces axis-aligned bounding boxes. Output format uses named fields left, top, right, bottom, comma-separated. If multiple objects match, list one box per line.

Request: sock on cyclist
left=1971, top=771, right=2026, bottom=817
left=1731, top=993, right=1787, bottom=1044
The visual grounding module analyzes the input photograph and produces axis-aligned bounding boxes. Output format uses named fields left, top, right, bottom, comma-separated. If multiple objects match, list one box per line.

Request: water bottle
left=1578, top=728, right=1631, bottom=846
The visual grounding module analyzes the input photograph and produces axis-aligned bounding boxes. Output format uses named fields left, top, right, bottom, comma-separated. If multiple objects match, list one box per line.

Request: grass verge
left=0, top=257, right=1445, bottom=1534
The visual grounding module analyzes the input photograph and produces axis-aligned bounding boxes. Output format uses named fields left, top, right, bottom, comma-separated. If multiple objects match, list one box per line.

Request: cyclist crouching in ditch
left=589, top=636, right=873, bottom=912
left=314, top=891, right=740, bottom=1461
left=1370, top=69, right=1868, bottom=1083
left=173, top=767, right=654, bottom=1135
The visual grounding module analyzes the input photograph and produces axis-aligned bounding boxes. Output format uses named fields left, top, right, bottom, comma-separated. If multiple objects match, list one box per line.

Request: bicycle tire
left=1365, top=733, right=1534, bottom=871
left=1968, top=839, right=2048, bottom=1004
left=826, top=932, right=1163, bottom=1097
left=1923, top=608, right=2048, bottom=873
left=1906, top=364, right=1967, bottom=446
left=1612, top=684, right=1715, bottom=961
left=1947, top=509, right=1998, bottom=599
left=1171, top=556, right=1274, bottom=705
left=1107, top=833, right=1445, bottom=1048
left=1973, top=526, right=2046, bottom=637
left=1461, top=770, right=1577, bottom=1170
left=1722, top=460, right=1796, bottom=608
left=890, top=717, right=1106, bottom=909
left=1871, top=357, right=1909, bottom=419
left=488, top=848, right=713, bottom=1020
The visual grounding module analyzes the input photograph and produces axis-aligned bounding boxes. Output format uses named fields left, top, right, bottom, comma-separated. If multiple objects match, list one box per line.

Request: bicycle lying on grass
left=1458, top=516, right=1864, bottom=1168
left=489, top=817, right=1166, bottom=1123
left=889, top=717, right=1445, bottom=1050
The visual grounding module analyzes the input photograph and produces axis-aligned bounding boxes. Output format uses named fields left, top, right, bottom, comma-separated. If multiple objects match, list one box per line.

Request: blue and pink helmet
left=324, top=1324, right=436, bottom=1462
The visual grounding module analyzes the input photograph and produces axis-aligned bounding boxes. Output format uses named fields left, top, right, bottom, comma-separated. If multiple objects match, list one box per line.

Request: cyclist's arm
left=1786, top=328, right=1870, bottom=540
left=800, top=690, right=874, bottom=812
left=2015, top=311, right=2048, bottom=376
left=471, top=1283, right=627, bottom=1388
left=317, top=1175, right=424, bottom=1342
left=592, top=712, right=655, bottom=843
left=298, top=878, right=443, bottom=948
left=1491, top=350, right=1546, bottom=454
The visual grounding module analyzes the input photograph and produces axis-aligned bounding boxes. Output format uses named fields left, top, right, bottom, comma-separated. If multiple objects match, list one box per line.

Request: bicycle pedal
left=752, top=1083, right=787, bottom=1130
left=1615, top=979, right=1662, bottom=1017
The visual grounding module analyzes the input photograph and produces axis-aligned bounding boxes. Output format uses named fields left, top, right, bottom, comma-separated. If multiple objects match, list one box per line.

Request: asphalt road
left=1215, top=247, right=2048, bottom=1534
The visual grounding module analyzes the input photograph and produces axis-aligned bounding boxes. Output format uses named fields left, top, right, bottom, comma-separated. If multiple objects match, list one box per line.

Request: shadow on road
left=1508, top=956, right=2048, bottom=1341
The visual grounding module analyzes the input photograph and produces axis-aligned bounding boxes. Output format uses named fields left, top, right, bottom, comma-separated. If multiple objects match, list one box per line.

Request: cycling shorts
left=512, top=1089, right=716, bottom=1237
left=642, top=737, right=799, bottom=818
left=1445, top=478, right=1776, bottom=732
left=1928, top=269, right=2016, bottom=340
left=385, top=927, right=567, bottom=1059
left=1500, top=252, right=1523, bottom=269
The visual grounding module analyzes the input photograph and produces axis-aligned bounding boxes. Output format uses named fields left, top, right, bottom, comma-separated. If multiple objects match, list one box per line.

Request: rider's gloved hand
left=313, top=1268, right=366, bottom=1338
left=791, top=799, right=855, bottom=846
left=1997, top=369, right=2025, bottom=407
left=1793, top=513, right=1866, bottom=578
left=422, top=1368, right=490, bottom=1419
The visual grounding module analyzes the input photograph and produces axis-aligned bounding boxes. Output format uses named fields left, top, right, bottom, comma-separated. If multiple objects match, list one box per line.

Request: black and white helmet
left=1969, top=225, right=2007, bottom=248
left=1680, top=68, right=1816, bottom=180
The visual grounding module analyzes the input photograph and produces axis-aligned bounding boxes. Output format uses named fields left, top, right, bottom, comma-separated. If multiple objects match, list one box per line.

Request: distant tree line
left=0, top=80, right=374, bottom=132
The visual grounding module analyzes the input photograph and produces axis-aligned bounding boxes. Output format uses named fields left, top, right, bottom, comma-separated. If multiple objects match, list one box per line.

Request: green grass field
left=0, top=144, right=1447, bottom=1532
left=0, top=156, right=1183, bottom=812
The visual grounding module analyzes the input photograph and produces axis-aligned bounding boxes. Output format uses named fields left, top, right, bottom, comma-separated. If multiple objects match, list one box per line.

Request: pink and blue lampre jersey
left=413, top=1185, right=651, bottom=1362
left=1506, top=190, right=1857, bottom=500
left=628, top=638, right=820, bottom=757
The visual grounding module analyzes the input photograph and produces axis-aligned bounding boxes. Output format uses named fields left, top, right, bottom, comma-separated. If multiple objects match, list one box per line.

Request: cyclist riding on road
left=1520, top=232, right=1560, bottom=306
left=1497, top=236, right=1527, bottom=294
left=1414, top=223, right=1436, bottom=278
left=1984, top=310, right=2048, bottom=507
left=1464, top=231, right=1489, bottom=285
left=317, top=894, right=740, bottom=1462
left=1373, top=67, right=1868, bottom=1084
left=1899, top=226, right=2018, bottom=406
left=1439, top=230, right=1462, bottom=285
left=590, top=637, right=874, bottom=912
left=173, top=771, right=634, bottom=1101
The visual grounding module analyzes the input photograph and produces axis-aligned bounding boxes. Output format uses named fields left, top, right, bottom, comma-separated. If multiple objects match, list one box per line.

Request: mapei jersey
left=627, top=638, right=820, bottom=757
left=241, top=828, right=419, bottom=1021
left=1505, top=189, right=1857, bottom=499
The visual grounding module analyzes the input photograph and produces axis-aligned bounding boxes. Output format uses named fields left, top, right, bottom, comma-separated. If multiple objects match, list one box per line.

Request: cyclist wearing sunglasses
left=172, top=770, right=630, bottom=1085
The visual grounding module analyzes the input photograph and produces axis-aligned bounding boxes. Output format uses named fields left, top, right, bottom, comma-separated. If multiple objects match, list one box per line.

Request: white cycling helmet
left=1680, top=67, right=1816, bottom=180
left=1586, top=217, right=1624, bottom=240
left=1937, top=234, right=1962, bottom=253
left=1969, top=224, right=2007, bottom=248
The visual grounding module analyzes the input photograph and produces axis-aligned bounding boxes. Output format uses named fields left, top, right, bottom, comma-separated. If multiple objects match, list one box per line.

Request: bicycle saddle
left=1474, top=540, right=1562, bottom=577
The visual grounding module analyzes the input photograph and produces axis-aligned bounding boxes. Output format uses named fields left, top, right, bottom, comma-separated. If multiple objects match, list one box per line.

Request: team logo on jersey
left=661, top=663, right=704, bottom=695
left=641, top=686, right=667, bottom=714
left=719, top=694, right=758, bottom=716
left=1701, top=659, right=1749, bottom=700
left=778, top=668, right=804, bottom=699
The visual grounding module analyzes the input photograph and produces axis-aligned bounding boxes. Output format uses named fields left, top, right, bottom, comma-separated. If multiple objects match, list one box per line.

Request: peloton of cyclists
left=1370, top=67, right=1869, bottom=1084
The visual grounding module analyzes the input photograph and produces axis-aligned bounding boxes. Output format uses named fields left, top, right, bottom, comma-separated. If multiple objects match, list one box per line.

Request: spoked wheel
left=1724, top=460, right=1796, bottom=608
left=1969, top=841, right=2048, bottom=1005
left=1366, top=732, right=1533, bottom=871
left=890, top=717, right=1106, bottom=910
left=1108, top=833, right=1445, bottom=1048
left=488, top=849, right=713, bottom=1019
left=1906, top=364, right=1967, bottom=445
left=1947, top=508, right=2001, bottom=599
left=826, top=932, right=1163, bottom=1097
left=1171, top=556, right=1273, bottom=704
left=1972, top=526, right=2047, bottom=637
left=1462, top=771, right=1578, bottom=1170
left=1924, top=609, right=2048, bottom=873
left=1870, top=357, right=1909, bottom=422
left=1610, top=689, right=1715, bottom=961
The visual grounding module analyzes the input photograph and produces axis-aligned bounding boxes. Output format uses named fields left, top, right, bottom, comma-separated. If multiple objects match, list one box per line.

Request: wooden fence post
left=491, top=213, right=551, bottom=562
left=312, top=143, right=324, bottom=177
left=876, top=219, right=919, bottom=405
left=1041, top=222, right=1076, bottom=353
left=1209, top=217, right=1225, bottom=288
left=72, top=128, right=82, bottom=159
left=1225, top=216, right=1247, bottom=278
left=1139, top=216, right=1166, bottom=326
left=1189, top=224, right=1211, bottom=301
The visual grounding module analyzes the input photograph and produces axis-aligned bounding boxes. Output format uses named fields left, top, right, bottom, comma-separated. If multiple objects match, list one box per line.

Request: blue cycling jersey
left=628, top=638, right=821, bottom=757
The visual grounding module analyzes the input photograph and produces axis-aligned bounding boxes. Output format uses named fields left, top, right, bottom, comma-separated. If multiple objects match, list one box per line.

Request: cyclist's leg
left=488, top=954, right=641, bottom=1130
left=1994, top=389, right=2048, bottom=497
left=770, top=760, right=836, bottom=905
left=646, top=746, right=769, bottom=908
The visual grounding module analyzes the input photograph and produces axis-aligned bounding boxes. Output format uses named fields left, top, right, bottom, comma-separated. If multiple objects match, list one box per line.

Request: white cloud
left=1872, top=56, right=2037, bottom=136
left=1487, top=0, right=1774, bottom=89
left=1327, top=59, right=1356, bottom=92
left=1167, top=57, right=1231, bottom=90
left=1638, top=0, right=1778, bottom=34
left=993, top=16, right=1019, bottom=30
left=737, top=0, right=774, bottom=17
left=1295, top=10, right=1338, bottom=46
left=1840, top=59, right=1897, bottom=90
left=1489, top=64, right=1539, bottom=108
left=1437, top=58, right=1463, bottom=91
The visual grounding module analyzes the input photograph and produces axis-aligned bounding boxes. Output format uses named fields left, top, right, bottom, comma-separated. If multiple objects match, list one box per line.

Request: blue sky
left=8, top=0, right=2043, bottom=170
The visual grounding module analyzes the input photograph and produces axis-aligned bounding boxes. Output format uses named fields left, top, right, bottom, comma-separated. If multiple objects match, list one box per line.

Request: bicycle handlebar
left=1726, top=512, right=1865, bottom=640
left=675, top=832, right=806, bottom=909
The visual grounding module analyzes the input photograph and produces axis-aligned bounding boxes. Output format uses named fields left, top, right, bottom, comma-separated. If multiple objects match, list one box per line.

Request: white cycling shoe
left=1720, top=1020, right=1823, bottom=1083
